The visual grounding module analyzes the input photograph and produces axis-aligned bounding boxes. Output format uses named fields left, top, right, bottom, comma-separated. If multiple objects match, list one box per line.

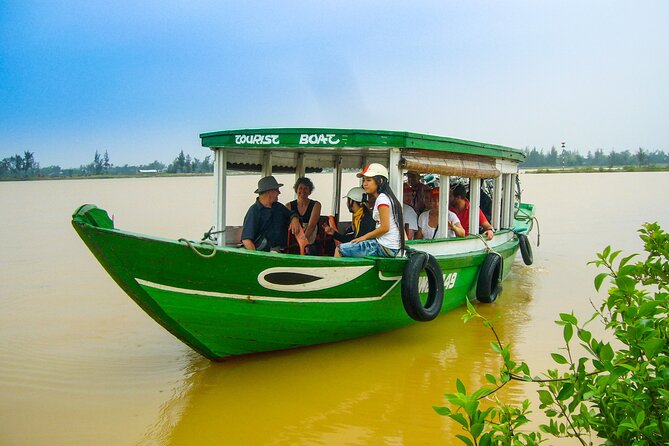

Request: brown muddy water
left=1, top=172, right=668, bottom=445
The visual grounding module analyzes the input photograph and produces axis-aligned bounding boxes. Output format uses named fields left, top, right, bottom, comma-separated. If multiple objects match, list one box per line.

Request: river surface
left=1, top=172, right=668, bottom=445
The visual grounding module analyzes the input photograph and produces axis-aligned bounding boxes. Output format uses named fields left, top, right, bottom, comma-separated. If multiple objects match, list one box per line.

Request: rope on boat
left=475, top=233, right=504, bottom=280
left=178, top=238, right=217, bottom=258
left=202, top=226, right=226, bottom=242
left=514, top=208, right=541, bottom=247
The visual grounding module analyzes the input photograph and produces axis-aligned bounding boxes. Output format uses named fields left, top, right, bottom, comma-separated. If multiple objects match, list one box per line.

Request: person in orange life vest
left=448, top=184, right=494, bottom=240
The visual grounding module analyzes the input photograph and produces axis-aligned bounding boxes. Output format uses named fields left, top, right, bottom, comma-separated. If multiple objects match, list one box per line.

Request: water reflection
left=137, top=263, right=537, bottom=445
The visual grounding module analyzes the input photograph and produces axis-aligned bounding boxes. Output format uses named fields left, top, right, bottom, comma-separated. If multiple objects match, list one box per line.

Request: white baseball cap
left=357, top=163, right=389, bottom=179
left=344, top=187, right=366, bottom=203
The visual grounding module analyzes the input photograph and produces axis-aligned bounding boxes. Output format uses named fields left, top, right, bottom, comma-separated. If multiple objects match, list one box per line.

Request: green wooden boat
left=72, top=128, right=536, bottom=360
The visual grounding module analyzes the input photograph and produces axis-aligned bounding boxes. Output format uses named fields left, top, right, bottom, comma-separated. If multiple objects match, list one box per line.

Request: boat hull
left=73, top=206, right=522, bottom=360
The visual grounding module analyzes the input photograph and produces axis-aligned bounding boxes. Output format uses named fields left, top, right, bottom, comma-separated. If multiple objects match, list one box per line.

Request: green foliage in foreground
left=434, top=223, right=669, bottom=445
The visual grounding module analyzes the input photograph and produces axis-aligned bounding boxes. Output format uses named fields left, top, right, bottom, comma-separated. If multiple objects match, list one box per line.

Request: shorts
left=338, top=239, right=399, bottom=258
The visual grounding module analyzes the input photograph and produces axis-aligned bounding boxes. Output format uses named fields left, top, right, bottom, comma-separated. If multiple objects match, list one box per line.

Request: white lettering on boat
left=234, top=134, right=280, bottom=145
left=298, top=134, right=341, bottom=145
left=418, top=272, right=458, bottom=293
left=444, top=272, right=457, bottom=289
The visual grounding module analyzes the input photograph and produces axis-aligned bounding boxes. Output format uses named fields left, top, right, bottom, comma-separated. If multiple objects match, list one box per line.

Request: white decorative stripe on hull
left=135, top=277, right=401, bottom=304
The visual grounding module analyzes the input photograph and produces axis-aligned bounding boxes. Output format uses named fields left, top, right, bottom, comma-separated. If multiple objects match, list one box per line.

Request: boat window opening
left=445, top=176, right=499, bottom=236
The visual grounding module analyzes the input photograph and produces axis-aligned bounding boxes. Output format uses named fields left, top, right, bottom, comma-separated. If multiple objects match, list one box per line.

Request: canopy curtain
left=399, top=149, right=501, bottom=179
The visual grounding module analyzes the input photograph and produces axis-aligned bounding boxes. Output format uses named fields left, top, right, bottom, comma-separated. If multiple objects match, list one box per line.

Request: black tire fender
left=401, top=252, right=444, bottom=321
left=476, top=253, right=502, bottom=303
left=518, top=233, right=533, bottom=265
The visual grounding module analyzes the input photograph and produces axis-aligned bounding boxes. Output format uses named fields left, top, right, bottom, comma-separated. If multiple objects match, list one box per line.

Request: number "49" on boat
left=418, top=272, right=457, bottom=294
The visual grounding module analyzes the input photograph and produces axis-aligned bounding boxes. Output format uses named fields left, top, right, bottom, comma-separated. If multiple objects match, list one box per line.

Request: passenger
left=241, top=176, right=302, bottom=251
left=337, top=163, right=405, bottom=258
left=448, top=184, right=494, bottom=240
left=323, top=187, right=375, bottom=249
left=480, top=182, right=493, bottom=223
left=405, top=170, right=427, bottom=214
left=402, top=184, right=418, bottom=240
left=286, top=177, right=321, bottom=244
left=416, top=188, right=465, bottom=239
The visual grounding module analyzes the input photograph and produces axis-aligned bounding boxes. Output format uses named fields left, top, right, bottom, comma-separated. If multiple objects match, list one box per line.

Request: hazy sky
left=1, top=1, right=667, bottom=167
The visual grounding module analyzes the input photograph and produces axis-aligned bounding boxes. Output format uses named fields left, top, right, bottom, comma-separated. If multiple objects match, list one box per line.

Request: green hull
left=72, top=205, right=527, bottom=360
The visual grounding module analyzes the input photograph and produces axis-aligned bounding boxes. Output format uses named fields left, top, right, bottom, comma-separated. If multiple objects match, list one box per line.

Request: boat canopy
left=200, top=128, right=524, bottom=175
left=200, top=128, right=525, bottom=245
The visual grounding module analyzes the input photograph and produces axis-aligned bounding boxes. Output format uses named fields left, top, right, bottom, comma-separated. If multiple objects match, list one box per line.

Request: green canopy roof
left=200, top=128, right=525, bottom=163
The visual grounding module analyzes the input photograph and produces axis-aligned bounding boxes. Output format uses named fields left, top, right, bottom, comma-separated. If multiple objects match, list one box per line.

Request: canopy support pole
left=294, top=152, right=305, bottom=199
left=469, top=178, right=481, bottom=235
left=332, top=156, right=342, bottom=222
left=261, top=151, right=272, bottom=177
left=439, top=175, right=450, bottom=237
left=295, top=152, right=305, bottom=178
left=492, top=176, right=502, bottom=230
left=509, top=173, right=517, bottom=227
left=501, top=174, right=512, bottom=229
left=389, top=148, right=402, bottom=201
left=214, top=149, right=227, bottom=246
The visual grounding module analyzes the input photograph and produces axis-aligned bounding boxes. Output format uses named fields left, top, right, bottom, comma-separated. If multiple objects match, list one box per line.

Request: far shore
left=2, top=165, right=669, bottom=182
left=522, top=165, right=669, bottom=174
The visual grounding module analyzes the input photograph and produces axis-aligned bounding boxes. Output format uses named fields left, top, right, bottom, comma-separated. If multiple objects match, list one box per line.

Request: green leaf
left=433, top=406, right=451, bottom=416
left=557, top=383, right=574, bottom=401
left=450, top=413, right=469, bottom=429
left=615, top=275, right=637, bottom=293
left=602, top=245, right=611, bottom=259
left=608, top=249, right=622, bottom=264
left=559, top=313, right=578, bottom=325
left=485, top=373, right=497, bottom=385
left=538, top=390, right=554, bottom=406
left=600, top=343, right=614, bottom=362
left=455, top=434, right=474, bottom=446
left=551, top=353, right=568, bottom=365
left=642, top=338, right=665, bottom=359
left=470, top=422, right=484, bottom=439
left=619, top=253, right=638, bottom=268
left=636, top=411, right=645, bottom=426
left=577, top=328, right=592, bottom=343
left=594, top=272, right=608, bottom=291
left=456, top=379, right=466, bottom=395
left=563, top=323, right=573, bottom=343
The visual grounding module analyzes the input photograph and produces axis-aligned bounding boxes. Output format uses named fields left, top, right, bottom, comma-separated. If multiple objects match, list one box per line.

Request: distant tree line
left=0, top=149, right=214, bottom=180
left=523, top=146, right=669, bottom=168
left=2, top=146, right=667, bottom=180
left=166, top=150, right=213, bottom=174
left=0, top=151, right=40, bottom=178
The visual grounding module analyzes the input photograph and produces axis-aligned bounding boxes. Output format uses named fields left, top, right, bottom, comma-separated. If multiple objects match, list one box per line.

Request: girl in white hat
left=337, top=163, right=405, bottom=258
